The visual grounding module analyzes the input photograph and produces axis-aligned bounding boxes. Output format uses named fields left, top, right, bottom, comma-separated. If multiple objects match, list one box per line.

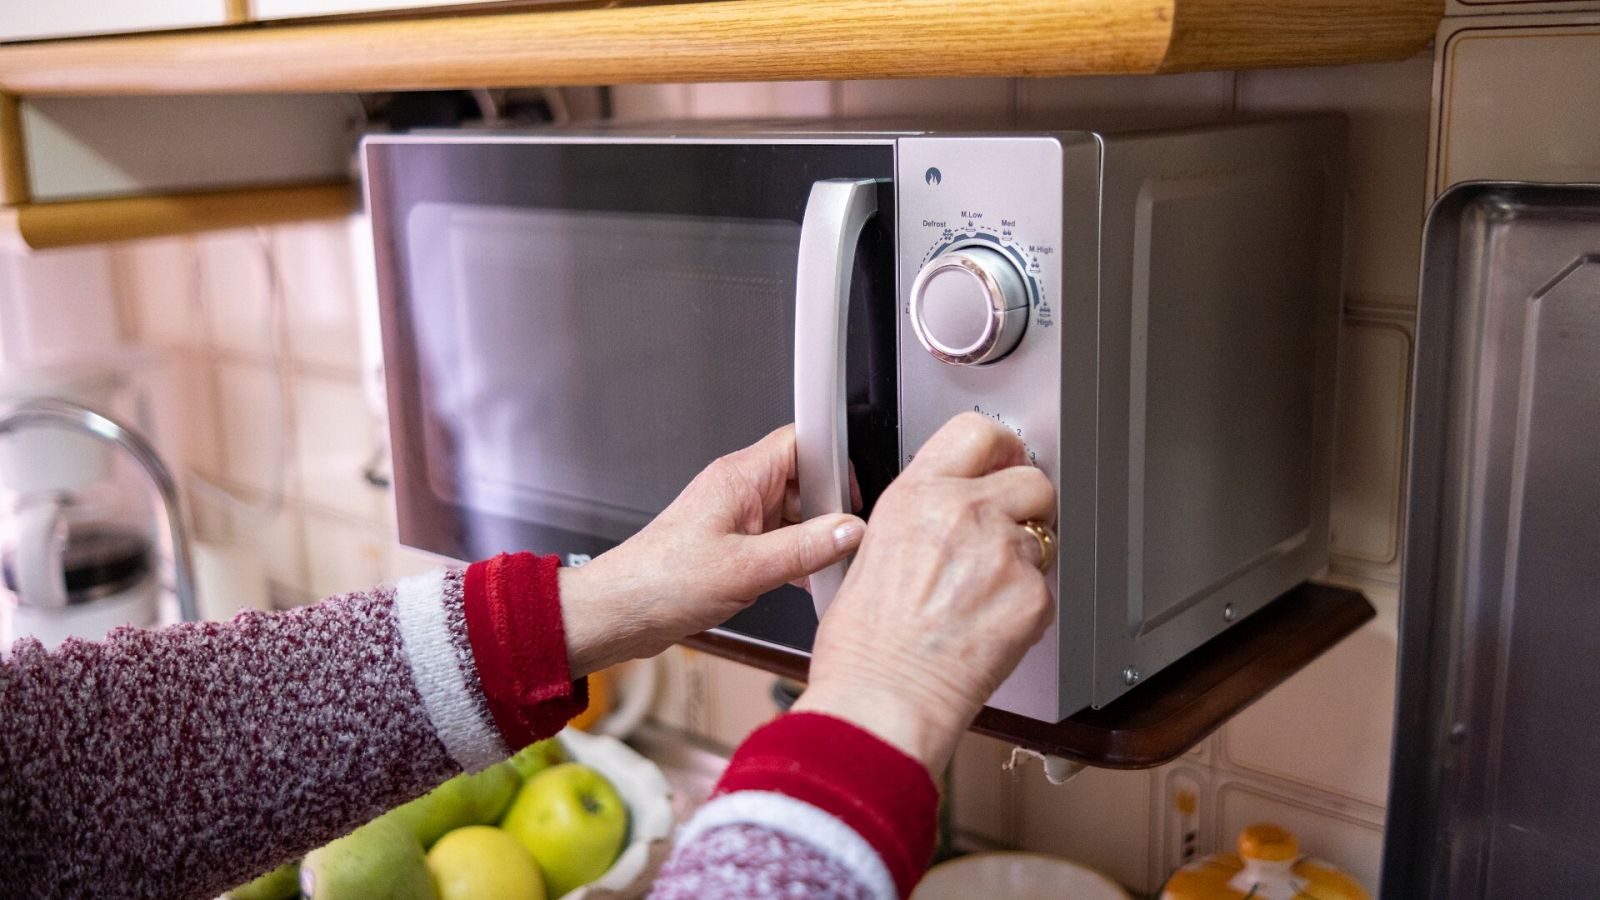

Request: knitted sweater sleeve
left=652, top=712, right=942, bottom=900
left=0, top=552, right=584, bottom=900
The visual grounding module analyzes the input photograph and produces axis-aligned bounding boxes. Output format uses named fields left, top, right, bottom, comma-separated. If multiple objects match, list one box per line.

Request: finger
left=848, top=463, right=864, bottom=513
left=719, top=424, right=799, bottom=504
left=906, top=412, right=1027, bottom=479
left=736, top=513, right=865, bottom=590
left=1015, top=525, right=1046, bottom=570
left=783, top=481, right=803, bottom=523
left=972, top=465, right=1056, bottom=524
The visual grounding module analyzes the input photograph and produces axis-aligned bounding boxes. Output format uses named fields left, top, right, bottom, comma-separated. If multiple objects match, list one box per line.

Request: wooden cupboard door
left=0, top=0, right=230, bottom=42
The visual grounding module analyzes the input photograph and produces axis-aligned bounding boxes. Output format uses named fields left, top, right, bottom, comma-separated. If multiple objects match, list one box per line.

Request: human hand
left=792, top=412, right=1056, bottom=775
left=558, top=424, right=865, bottom=677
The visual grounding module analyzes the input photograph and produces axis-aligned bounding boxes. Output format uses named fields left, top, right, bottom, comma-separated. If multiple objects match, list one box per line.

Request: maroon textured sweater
left=0, top=553, right=936, bottom=899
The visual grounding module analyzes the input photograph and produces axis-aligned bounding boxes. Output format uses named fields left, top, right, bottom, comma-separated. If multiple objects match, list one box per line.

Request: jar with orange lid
left=1160, top=824, right=1370, bottom=900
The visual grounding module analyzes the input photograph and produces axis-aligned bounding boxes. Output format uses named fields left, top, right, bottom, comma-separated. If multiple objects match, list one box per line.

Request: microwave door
left=366, top=138, right=897, bottom=652
left=400, top=204, right=802, bottom=552
left=793, top=178, right=879, bottom=619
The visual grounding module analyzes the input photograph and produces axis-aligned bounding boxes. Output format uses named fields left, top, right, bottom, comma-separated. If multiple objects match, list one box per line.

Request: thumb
left=739, top=514, right=865, bottom=589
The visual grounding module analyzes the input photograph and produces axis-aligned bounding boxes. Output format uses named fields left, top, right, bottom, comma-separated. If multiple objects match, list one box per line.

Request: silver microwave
left=363, top=117, right=1345, bottom=722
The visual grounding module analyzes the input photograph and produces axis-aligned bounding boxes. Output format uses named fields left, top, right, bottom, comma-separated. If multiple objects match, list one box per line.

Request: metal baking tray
left=1384, top=183, right=1600, bottom=898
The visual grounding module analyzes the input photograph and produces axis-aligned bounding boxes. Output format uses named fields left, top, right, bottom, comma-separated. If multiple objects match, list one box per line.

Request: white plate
left=913, top=852, right=1130, bottom=900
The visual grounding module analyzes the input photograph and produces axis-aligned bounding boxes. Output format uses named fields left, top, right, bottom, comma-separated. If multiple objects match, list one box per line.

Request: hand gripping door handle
left=794, top=178, right=878, bottom=621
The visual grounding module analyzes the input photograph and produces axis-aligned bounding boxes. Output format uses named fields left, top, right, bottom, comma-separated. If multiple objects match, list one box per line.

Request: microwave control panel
left=907, top=240, right=1033, bottom=366
left=895, top=135, right=1072, bottom=721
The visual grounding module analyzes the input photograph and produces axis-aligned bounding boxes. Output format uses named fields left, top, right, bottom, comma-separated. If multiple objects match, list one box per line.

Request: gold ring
left=1021, top=520, right=1057, bottom=574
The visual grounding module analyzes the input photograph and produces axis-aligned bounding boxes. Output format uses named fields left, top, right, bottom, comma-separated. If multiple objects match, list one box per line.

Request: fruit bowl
left=221, top=728, right=675, bottom=900
left=554, top=727, right=675, bottom=899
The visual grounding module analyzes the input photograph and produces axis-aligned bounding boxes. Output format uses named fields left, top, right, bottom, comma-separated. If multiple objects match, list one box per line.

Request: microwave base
left=687, top=581, right=1373, bottom=770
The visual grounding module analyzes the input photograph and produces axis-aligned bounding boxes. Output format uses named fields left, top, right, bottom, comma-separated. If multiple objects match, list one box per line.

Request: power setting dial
left=909, top=245, right=1030, bottom=366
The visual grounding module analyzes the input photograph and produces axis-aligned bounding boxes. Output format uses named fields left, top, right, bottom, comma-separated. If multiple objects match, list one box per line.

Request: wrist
left=557, top=563, right=653, bottom=677
left=791, top=675, right=967, bottom=776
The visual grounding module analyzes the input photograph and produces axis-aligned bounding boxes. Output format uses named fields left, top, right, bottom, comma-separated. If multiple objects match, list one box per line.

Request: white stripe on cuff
left=677, top=790, right=898, bottom=900
left=393, top=570, right=507, bottom=771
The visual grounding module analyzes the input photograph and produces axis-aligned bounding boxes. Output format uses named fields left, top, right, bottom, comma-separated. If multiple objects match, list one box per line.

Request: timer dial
left=909, top=245, right=1030, bottom=366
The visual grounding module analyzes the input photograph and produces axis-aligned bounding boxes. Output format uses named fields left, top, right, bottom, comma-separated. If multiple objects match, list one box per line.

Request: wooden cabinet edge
left=0, top=1, right=1147, bottom=94
left=0, top=0, right=1437, bottom=96
left=1159, top=0, right=1443, bottom=72
left=1, top=182, right=353, bottom=250
left=0, top=94, right=27, bottom=206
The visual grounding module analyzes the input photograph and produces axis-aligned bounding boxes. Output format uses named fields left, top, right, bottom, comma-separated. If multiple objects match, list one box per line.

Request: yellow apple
left=500, top=763, right=628, bottom=898
left=427, top=826, right=546, bottom=900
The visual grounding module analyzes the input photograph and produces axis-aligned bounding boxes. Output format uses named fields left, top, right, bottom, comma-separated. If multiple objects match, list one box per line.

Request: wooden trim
left=682, top=582, right=1375, bottom=769
left=1, top=182, right=352, bottom=250
left=0, top=0, right=1438, bottom=96
left=0, top=93, right=27, bottom=206
left=1160, top=0, right=1444, bottom=72
left=225, top=0, right=253, bottom=26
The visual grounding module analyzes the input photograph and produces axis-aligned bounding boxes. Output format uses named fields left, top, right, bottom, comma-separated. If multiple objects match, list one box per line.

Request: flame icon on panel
left=924, top=167, right=942, bottom=186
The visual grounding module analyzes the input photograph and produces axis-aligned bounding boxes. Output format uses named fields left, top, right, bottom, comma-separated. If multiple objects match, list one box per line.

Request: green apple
left=500, top=763, right=628, bottom=898
left=384, top=761, right=521, bottom=848
left=507, top=739, right=568, bottom=782
left=427, top=826, right=546, bottom=900
left=300, top=817, right=437, bottom=900
left=223, top=860, right=299, bottom=900
left=455, top=761, right=523, bottom=823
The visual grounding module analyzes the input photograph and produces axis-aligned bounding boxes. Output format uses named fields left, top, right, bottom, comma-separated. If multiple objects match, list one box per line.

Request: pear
left=507, top=739, right=568, bottom=782
left=223, top=860, right=299, bottom=900
left=300, top=817, right=437, bottom=900
left=383, top=761, right=520, bottom=848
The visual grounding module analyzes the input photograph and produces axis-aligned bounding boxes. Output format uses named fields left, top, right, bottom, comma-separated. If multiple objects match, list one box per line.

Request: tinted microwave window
left=405, top=203, right=799, bottom=543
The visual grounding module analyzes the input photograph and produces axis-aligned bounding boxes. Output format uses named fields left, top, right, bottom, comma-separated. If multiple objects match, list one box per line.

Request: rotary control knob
left=909, top=245, right=1030, bottom=366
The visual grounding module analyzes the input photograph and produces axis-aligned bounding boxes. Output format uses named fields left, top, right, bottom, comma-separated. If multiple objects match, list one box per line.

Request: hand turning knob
left=909, top=245, right=1030, bottom=366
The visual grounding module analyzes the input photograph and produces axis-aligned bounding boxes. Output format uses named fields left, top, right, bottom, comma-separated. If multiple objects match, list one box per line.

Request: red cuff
left=712, top=712, right=939, bottom=898
left=463, top=553, right=589, bottom=750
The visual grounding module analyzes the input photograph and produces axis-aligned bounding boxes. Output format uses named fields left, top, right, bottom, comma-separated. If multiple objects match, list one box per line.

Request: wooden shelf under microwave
left=685, top=581, right=1376, bottom=769
left=0, top=0, right=1441, bottom=248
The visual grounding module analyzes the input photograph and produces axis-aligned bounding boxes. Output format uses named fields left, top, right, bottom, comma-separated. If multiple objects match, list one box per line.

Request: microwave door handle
left=794, top=178, right=878, bottom=621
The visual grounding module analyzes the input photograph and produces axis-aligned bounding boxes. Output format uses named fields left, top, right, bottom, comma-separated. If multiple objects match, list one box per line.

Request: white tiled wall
left=293, top=373, right=380, bottom=520
left=1018, top=72, right=1234, bottom=126
left=116, top=222, right=397, bottom=609
left=1445, top=0, right=1600, bottom=19
left=112, top=60, right=1435, bottom=896
left=1429, top=14, right=1600, bottom=196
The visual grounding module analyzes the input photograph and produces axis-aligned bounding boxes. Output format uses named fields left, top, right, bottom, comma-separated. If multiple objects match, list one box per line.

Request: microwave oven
left=363, top=117, right=1345, bottom=722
